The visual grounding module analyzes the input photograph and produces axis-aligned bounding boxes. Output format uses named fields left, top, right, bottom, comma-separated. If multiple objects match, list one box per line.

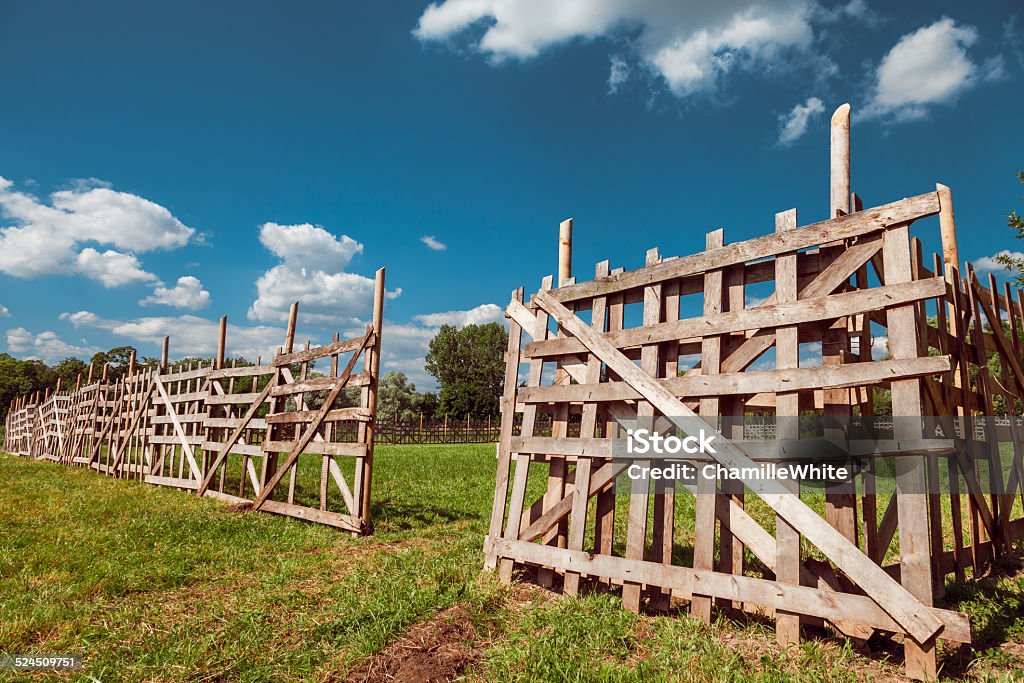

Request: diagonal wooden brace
left=532, top=288, right=944, bottom=644
left=251, top=326, right=373, bottom=510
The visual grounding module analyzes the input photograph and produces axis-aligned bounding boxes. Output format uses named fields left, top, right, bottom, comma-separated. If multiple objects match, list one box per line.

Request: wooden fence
left=484, top=107, right=1024, bottom=680
left=3, top=268, right=386, bottom=535
left=376, top=416, right=500, bottom=444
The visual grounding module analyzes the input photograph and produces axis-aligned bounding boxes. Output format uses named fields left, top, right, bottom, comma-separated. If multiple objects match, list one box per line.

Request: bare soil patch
left=345, top=605, right=482, bottom=683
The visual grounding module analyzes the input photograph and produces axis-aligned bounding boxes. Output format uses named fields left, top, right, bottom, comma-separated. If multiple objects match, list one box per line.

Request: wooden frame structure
left=3, top=268, right=387, bottom=535
left=484, top=107, right=1024, bottom=680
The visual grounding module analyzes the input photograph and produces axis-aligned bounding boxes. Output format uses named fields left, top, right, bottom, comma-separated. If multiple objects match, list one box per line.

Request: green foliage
left=995, top=171, right=1024, bottom=285
left=52, top=357, right=88, bottom=389
left=424, top=323, right=508, bottom=418
left=376, top=371, right=439, bottom=422
left=0, top=353, right=54, bottom=418
left=89, top=345, right=139, bottom=381
left=871, top=388, right=892, bottom=416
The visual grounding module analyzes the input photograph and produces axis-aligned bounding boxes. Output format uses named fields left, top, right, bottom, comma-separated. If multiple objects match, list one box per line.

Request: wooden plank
left=525, top=278, right=945, bottom=359
left=549, top=193, right=938, bottom=305
left=517, top=356, right=950, bottom=404
left=264, top=407, right=371, bottom=424
left=207, top=365, right=276, bottom=380
left=270, top=372, right=372, bottom=397
left=264, top=441, right=367, bottom=457
left=274, top=334, right=371, bottom=366
left=774, top=208, right=802, bottom=644
left=486, top=288, right=526, bottom=570
left=532, top=287, right=945, bottom=644
left=203, top=417, right=268, bottom=430
left=489, top=538, right=971, bottom=644
left=204, top=392, right=267, bottom=405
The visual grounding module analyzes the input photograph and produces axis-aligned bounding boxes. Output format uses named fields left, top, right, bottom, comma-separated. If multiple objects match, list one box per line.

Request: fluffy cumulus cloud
left=413, top=0, right=868, bottom=98
left=248, top=222, right=400, bottom=326
left=420, top=235, right=447, bottom=251
left=6, top=327, right=98, bottom=364
left=74, top=248, right=158, bottom=288
left=973, top=250, right=1024, bottom=274
left=62, top=310, right=287, bottom=362
left=863, top=18, right=991, bottom=122
left=139, top=275, right=212, bottom=310
left=0, top=177, right=195, bottom=286
left=412, top=303, right=505, bottom=327
left=776, top=96, right=824, bottom=146
left=0, top=304, right=9, bottom=317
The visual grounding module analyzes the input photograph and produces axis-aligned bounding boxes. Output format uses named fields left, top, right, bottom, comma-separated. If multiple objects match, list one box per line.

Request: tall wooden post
left=937, top=183, right=960, bottom=338
left=558, top=218, right=573, bottom=286
left=825, top=103, right=857, bottom=543
left=360, top=267, right=386, bottom=532
left=216, top=316, right=227, bottom=370
left=285, top=303, right=299, bottom=355
left=161, top=337, right=169, bottom=372
left=830, top=103, right=851, bottom=217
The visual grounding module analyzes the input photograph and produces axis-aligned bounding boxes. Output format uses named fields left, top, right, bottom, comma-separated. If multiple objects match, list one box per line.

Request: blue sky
left=0, top=0, right=1021, bottom=388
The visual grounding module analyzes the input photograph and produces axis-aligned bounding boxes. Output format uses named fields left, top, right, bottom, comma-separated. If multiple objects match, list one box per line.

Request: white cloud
left=0, top=304, right=8, bottom=317
left=981, top=55, right=1007, bottom=82
left=863, top=18, right=987, bottom=122
left=872, top=335, right=888, bottom=360
left=248, top=222, right=400, bottom=325
left=139, top=276, right=212, bottom=310
left=0, top=176, right=195, bottom=286
left=421, top=235, right=447, bottom=251
left=63, top=310, right=287, bottom=362
left=973, top=250, right=1024, bottom=274
left=414, top=1, right=853, bottom=99
left=608, top=56, right=630, bottom=93
left=6, top=327, right=98, bottom=363
left=776, top=96, right=824, bottom=146
left=75, top=248, right=159, bottom=288
left=812, top=0, right=879, bottom=26
left=412, top=303, right=505, bottom=327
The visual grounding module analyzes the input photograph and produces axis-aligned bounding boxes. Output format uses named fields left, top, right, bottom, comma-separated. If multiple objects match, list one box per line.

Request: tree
left=52, top=357, right=88, bottom=389
left=424, top=322, right=508, bottom=418
left=89, top=346, right=138, bottom=381
left=0, top=354, right=55, bottom=419
left=995, top=171, right=1024, bottom=284
left=411, top=391, right=439, bottom=420
left=377, top=371, right=417, bottom=422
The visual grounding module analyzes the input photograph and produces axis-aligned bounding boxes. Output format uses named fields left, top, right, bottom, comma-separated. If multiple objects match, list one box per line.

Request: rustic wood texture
left=480, top=189, right=1024, bottom=681
left=4, top=271, right=388, bottom=536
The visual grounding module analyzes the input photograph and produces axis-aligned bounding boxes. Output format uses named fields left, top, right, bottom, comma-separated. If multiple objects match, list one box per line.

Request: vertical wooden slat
left=884, top=224, right=937, bottom=680
left=774, top=208, right=802, bottom=646
left=692, top=231, right=724, bottom=623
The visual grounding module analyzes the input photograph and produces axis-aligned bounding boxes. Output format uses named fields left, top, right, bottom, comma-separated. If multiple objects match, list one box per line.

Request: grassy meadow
left=1, top=445, right=1023, bottom=682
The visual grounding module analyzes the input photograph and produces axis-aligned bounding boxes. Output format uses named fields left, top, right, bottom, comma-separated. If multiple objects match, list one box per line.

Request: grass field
left=2, top=445, right=1023, bottom=682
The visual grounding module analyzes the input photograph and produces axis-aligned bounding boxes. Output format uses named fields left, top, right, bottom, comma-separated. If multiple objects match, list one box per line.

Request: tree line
left=1, top=322, right=510, bottom=423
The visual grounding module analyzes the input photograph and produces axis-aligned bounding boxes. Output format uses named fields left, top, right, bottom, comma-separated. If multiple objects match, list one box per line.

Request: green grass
left=1, top=447, right=1023, bottom=682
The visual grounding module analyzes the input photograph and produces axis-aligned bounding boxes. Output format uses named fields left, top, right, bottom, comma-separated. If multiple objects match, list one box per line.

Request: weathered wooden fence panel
left=3, top=268, right=387, bottom=536
left=484, top=187, right=1024, bottom=680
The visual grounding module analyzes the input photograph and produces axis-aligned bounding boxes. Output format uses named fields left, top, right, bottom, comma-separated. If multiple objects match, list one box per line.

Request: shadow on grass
left=370, top=498, right=480, bottom=531
left=936, top=543, right=1024, bottom=679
